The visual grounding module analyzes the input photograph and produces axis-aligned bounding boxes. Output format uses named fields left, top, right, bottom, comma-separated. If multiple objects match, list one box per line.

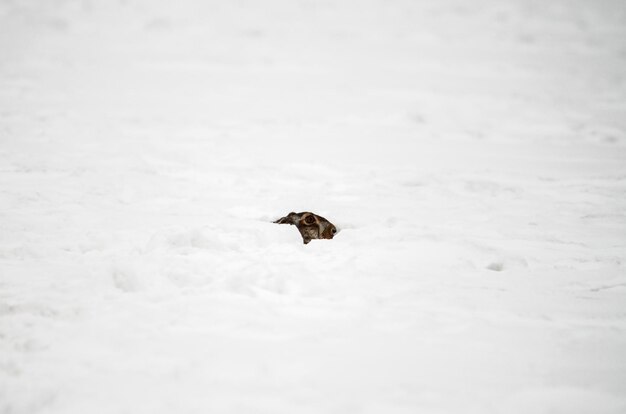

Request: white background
left=1, top=0, right=625, bottom=413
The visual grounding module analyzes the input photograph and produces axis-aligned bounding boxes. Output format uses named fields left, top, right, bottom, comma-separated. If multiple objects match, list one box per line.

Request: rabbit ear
left=274, top=212, right=299, bottom=225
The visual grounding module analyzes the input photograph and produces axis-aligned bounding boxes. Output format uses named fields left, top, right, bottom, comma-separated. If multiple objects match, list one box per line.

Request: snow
left=1, top=0, right=626, bottom=413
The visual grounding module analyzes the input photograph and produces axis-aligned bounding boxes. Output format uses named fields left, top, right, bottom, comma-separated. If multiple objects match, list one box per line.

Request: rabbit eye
left=331, top=227, right=336, bottom=233
left=304, top=215, right=315, bottom=224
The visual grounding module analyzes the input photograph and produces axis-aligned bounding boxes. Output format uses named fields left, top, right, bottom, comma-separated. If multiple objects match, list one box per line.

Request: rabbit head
left=274, top=212, right=337, bottom=244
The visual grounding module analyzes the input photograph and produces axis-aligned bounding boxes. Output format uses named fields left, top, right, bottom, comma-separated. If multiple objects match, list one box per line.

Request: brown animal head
left=274, top=212, right=337, bottom=244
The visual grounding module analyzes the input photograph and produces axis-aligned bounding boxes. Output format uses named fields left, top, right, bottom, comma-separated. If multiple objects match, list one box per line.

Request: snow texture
left=1, top=0, right=626, bottom=413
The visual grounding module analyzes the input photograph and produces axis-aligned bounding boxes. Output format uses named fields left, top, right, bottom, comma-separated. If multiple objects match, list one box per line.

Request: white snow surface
left=1, top=0, right=626, bottom=413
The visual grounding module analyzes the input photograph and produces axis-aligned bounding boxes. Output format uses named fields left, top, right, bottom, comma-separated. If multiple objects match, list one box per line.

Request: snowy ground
left=1, top=0, right=626, bottom=413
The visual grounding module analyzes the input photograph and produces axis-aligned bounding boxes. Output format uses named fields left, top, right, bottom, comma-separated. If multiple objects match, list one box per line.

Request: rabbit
left=274, top=212, right=337, bottom=244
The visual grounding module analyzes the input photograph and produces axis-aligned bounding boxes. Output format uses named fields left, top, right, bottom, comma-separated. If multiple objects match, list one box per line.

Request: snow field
left=1, top=0, right=626, bottom=413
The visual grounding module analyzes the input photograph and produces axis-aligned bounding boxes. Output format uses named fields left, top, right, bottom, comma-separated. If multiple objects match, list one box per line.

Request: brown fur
left=274, top=212, right=337, bottom=244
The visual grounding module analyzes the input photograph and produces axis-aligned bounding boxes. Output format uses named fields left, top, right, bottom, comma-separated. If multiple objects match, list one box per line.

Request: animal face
left=274, top=212, right=337, bottom=244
